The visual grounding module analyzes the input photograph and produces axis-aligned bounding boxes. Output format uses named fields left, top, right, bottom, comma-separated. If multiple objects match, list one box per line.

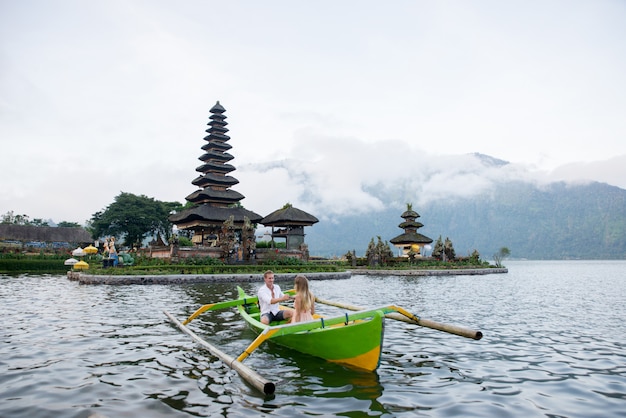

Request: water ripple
left=1, top=262, right=626, bottom=417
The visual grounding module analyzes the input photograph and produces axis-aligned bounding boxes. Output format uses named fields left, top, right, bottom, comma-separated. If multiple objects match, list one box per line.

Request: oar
left=315, top=297, right=483, bottom=340
left=183, top=289, right=295, bottom=325
left=163, top=310, right=276, bottom=395
left=237, top=307, right=389, bottom=362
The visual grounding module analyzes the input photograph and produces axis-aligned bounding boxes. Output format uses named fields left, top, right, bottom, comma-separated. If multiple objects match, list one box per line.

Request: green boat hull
left=237, top=287, right=384, bottom=371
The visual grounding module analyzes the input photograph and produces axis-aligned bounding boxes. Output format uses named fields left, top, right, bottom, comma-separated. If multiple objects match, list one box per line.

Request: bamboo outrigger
left=164, top=286, right=483, bottom=395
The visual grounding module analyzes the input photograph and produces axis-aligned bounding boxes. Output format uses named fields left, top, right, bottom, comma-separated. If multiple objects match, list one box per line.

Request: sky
left=1, top=0, right=625, bottom=227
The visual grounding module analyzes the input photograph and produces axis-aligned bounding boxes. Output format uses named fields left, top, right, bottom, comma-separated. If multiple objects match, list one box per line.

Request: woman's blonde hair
left=294, top=274, right=313, bottom=312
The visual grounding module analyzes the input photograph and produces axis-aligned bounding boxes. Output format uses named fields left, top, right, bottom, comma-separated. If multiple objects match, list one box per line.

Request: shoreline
left=67, top=268, right=507, bottom=285
left=355, top=267, right=508, bottom=276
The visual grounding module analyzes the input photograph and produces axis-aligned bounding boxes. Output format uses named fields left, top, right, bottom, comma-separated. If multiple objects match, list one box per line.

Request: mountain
left=304, top=180, right=626, bottom=260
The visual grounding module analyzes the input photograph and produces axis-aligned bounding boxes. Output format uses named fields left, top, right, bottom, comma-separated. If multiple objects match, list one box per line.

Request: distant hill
left=305, top=181, right=626, bottom=260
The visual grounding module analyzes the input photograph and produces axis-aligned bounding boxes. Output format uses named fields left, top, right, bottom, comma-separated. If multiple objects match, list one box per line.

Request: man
left=258, top=270, right=293, bottom=324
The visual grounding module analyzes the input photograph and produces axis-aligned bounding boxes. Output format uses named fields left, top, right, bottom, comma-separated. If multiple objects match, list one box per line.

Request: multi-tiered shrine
left=169, top=102, right=263, bottom=261
left=390, top=204, right=433, bottom=257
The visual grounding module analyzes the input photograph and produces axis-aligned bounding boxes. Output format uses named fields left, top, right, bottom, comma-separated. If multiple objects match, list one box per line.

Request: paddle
left=315, top=297, right=483, bottom=340
left=183, top=289, right=295, bottom=325
left=164, top=310, right=275, bottom=395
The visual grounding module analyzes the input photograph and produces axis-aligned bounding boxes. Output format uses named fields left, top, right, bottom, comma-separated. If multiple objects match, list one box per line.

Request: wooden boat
left=164, top=286, right=483, bottom=395
left=235, top=286, right=385, bottom=371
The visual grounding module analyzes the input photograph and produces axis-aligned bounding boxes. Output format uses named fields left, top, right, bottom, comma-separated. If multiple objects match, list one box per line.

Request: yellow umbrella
left=84, top=245, right=98, bottom=255
left=73, top=260, right=89, bottom=270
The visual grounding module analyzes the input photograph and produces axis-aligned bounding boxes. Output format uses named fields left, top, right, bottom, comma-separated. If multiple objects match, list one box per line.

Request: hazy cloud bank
left=236, top=133, right=626, bottom=221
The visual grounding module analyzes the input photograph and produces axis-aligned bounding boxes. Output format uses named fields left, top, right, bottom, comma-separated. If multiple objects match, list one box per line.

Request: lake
left=1, top=260, right=625, bottom=417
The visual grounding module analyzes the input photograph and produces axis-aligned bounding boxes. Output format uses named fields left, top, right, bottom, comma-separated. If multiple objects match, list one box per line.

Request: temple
left=169, top=101, right=263, bottom=261
left=389, top=204, right=433, bottom=257
left=261, top=203, right=318, bottom=251
left=168, top=101, right=317, bottom=262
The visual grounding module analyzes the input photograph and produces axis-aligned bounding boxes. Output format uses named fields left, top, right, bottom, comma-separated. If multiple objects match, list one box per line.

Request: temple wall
left=146, top=246, right=305, bottom=262
left=255, top=248, right=305, bottom=261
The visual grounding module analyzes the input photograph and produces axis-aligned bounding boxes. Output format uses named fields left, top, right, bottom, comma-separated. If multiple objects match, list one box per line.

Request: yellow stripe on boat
left=328, top=345, right=382, bottom=372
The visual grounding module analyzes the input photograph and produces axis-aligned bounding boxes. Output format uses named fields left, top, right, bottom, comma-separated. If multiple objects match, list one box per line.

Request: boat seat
left=244, top=303, right=260, bottom=315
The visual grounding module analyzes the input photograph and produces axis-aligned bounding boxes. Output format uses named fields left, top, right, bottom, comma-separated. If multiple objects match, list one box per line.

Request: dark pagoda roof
left=169, top=205, right=263, bottom=226
left=398, top=220, right=424, bottom=229
left=390, top=232, right=433, bottom=245
left=208, top=125, right=228, bottom=134
left=199, top=151, right=234, bottom=162
left=401, top=210, right=419, bottom=219
left=261, top=206, right=319, bottom=227
left=390, top=204, right=432, bottom=246
left=202, top=140, right=231, bottom=151
left=195, top=162, right=236, bottom=174
left=210, top=101, right=226, bottom=113
left=192, top=173, right=239, bottom=188
left=185, top=188, right=245, bottom=204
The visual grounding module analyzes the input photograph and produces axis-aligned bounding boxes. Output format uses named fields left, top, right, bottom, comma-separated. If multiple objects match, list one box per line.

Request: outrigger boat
left=164, top=286, right=483, bottom=395
left=235, top=286, right=386, bottom=371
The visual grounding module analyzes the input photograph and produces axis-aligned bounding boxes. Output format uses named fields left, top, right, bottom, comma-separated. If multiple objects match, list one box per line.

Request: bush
left=255, top=241, right=286, bottom=249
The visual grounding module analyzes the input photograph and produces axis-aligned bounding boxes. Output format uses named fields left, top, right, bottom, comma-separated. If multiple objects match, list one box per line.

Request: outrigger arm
left=183, top=289, right=295, bottom=325
left=315, top=298, right=483, bottom=341
left=237, top=305, right=428, bottom=363
left=164, top=310, right=276, bottom=395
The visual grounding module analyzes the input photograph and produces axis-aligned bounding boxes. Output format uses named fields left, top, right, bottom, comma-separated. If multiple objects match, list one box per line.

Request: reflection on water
left=1, top=261, right=626, bottom=417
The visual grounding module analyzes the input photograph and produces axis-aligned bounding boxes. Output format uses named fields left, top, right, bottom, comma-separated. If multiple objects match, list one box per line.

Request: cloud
left=2, top=1, right=625, bottom=225
left=2, top=126, right=623, bottom=226
left=235, top=133, right=542, bottom=220
left=545, top=155, right=626, bottom=188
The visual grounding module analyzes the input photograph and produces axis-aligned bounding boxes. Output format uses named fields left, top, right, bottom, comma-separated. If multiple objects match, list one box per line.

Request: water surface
left=1, top=260, right=625, bottom=417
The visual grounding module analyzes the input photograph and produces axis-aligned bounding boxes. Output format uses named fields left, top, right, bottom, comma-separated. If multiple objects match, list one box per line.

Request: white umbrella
left=72, top=247, right=86, bottom=257
left=64, top=257, right=79, bottom=266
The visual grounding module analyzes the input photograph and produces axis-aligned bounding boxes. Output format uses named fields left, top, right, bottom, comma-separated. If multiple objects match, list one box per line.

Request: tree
left=493, top=247, right=511, bottom=267
left=432, top=236, right=444, bottom=260
left=444, top=237, right=456, bottom=261
left=365, top=236, right=393, bottom=266
left=88, top=192, right=183, bottom=248
left=365, top=238, right=377, bottom=266
left=1, top=211, right=31, bottom=225
left=57, top=221, right=82, bottom=228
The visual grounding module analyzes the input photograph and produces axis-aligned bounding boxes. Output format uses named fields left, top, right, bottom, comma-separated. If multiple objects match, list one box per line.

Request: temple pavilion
left=389, top=204, right=433, bottom=257
left=261, top=203, right=319, bottom=250
left=169, top=101, right=263, bottom=260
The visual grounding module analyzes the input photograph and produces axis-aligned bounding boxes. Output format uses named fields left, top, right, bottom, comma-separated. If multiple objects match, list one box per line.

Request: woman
left=291, top=274, right=315, bottom=323
left=109, top=237, right=118, bottom=267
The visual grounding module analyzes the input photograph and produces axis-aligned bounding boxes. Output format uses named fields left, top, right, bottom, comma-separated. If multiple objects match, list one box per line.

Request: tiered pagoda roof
left=389, top=207, right=433, bottom=246
left=169, top=101, right=262, bottom=229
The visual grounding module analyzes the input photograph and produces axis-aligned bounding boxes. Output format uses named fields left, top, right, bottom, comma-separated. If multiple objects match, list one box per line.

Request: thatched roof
left=398, top=220, right=424, bottom=229
left=0, top=224, right=92, bottom=244
left=401, top=210, right=420, bottom=219
left=389, top=232, right=433, bottom=246
left=185, top=188, right=245, bottom=204
left=169, top=205, right=263, bottom=228
left=192, top=173, right=239, bottom=188
left=261, top=206, right=319, bottom=227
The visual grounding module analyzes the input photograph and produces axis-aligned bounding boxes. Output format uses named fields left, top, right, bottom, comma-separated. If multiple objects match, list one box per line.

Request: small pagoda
left=169, top=101, right=263, bottom=260
left=261, top=203, right=319, bottom=251
left=389, top=203, right=433, bottom=257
